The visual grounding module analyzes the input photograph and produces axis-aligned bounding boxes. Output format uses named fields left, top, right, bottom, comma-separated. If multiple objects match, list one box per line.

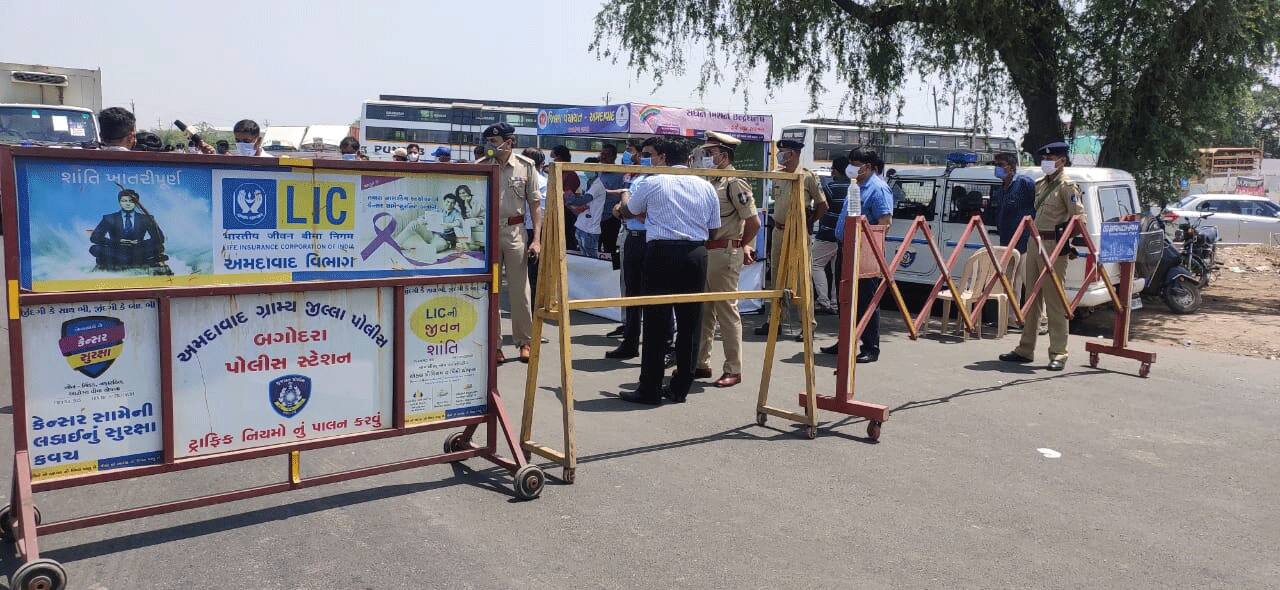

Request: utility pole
left=932, top=86, right=940, bottom=127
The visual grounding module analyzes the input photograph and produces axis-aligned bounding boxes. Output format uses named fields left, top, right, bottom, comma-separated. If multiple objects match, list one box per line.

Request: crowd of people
left=91, top=105, right=1085, bottom=392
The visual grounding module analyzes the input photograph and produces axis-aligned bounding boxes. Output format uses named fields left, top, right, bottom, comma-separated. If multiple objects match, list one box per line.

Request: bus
left=359, top=96, right=628, bottom=162
left=780, top=119, right=1020, bottom=170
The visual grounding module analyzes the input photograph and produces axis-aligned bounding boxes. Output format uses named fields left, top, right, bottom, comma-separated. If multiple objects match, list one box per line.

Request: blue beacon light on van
left=946, top=151, right=978, bottom=165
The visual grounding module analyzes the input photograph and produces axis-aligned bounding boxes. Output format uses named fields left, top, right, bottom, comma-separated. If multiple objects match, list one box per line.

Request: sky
left=1, top=0, right=1020, bottom=138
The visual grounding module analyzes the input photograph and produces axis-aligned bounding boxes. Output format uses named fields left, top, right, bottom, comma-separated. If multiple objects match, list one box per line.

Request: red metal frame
left=0, top=147, right=533, bottom=567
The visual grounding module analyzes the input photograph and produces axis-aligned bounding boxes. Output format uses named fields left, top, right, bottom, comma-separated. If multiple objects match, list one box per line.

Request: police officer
left=478, top=122, right=542, bottom=363
left=693, top=131, right=760, bottom=388
left=1000, top=140, right=1083, bottom=371
left=754, top=138, right=827, bottom=337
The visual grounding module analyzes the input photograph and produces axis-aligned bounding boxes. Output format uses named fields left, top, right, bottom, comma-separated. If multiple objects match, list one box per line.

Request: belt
left=506, top=214, right=525, bottom=226
left=706, top=239, right=743, bottom=249
left=626, top=229, right=647, bottom=237
left=649, top=239, right=705, bottom=246
left=1037, top=230, right=1059, bottom=240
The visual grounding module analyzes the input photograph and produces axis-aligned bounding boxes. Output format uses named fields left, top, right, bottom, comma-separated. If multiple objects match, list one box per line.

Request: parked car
left=1165, top=194, right=1280, bottom=244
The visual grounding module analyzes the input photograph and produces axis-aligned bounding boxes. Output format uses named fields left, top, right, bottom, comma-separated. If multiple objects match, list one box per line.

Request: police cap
left=481, top=122, right=516, bottom=139
left=1038, top=140, right=1070, bottom=157
left=699, top=130, right=742, bottom=151
left=777, top=138, right=804, bottom=151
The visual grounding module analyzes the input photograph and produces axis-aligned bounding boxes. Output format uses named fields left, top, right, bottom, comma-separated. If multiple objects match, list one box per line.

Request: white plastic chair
left=935, top=246, right=1020, bottom=339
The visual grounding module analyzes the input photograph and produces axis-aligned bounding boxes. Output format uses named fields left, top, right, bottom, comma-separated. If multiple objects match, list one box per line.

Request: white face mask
left=701, top=156, right=715, bottom=168
left=1040, top=159, right=1058, bottom=175
left=341, top=153, right=357, bottom=161
left=845, top=164, right=858, bottom=179
left=408, top=153, right=420, bottom=162
left=236, top=141, right=257, bottom=156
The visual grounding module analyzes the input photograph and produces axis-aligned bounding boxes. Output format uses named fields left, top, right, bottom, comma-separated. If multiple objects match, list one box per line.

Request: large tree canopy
left=593, top=0, right=1280, bottom=202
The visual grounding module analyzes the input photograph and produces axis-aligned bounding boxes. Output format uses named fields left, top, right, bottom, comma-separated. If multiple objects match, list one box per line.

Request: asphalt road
left=1, top=305, right=1277, bottom=589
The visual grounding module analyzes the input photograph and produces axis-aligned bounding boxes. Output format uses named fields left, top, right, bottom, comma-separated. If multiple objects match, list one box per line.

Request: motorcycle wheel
left=1164, top=281, right=1202, bottom=314
left=1188, top=256, right=1212, bottom=287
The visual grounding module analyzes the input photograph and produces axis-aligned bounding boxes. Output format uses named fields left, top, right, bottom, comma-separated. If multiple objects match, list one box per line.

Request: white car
left=1166, top=194, right=1280, bottom=244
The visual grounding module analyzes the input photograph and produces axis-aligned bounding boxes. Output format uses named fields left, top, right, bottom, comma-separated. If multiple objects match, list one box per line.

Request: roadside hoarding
left=535, top=102, right=774, bottom=142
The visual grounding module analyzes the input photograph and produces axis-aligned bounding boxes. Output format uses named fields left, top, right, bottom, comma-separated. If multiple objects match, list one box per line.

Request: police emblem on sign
left=900, top=250, right=917, bottom=269
left=269, top=374, right=311, bottom=418
left=58, top=316, right=125, bottom=378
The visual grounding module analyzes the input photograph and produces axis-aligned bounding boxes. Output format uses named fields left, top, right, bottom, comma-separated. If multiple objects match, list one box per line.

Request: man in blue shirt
left=991, top=152, right=1036, bottom=252
left=821, top=149, right=894, bottom=363
left=616, top=137, right=720, bottom=404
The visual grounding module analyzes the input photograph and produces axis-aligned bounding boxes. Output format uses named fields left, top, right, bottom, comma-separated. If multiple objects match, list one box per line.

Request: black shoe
left=999, top=352, right=1033, bottom=363
left=605, top=346, right=639, bottom=360
left=1047, top=358, right=1066, bottom=371
left=661, top=386, right=687, bottom=404
left=753, top=323, right=770, bottom=336
left=814, top=305, right=837, bottom=315
left=855, top=351, right=879, bottom=364
left=793, top=332, right=807, bottom=342
left=606, top=325, right=626, bottom=338
left=819, top=344, right=839, bottom=354
left=619, top=390, right=662, bottom=405
left=664, top=351, right=676, bottom=368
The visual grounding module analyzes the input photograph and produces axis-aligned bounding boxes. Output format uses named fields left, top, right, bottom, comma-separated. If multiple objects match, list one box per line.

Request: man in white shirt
left=616, top=137, right=720, bottom=405
left=573, top=177, right=608, bottom=256
left=233, top=119, right=277, bottom=158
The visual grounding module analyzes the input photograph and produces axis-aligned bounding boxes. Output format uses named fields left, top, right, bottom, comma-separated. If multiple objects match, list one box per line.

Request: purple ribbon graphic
left=360, top=212, right=434, bottom=267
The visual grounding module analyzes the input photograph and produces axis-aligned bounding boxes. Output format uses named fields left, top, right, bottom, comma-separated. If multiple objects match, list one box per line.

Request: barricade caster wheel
left=443, top=432, right=470, bottom=457
left=1139, top=363, right=1151, bottom=378
left=867, top=421, right=883, bottom=442
left=805, top=426, right=818, bottom=440
left=1089, top=353, right=1099, bottom=368
left=755, top=412, right=767, bottom=426
left=0, top=505, right=41, bottom=543
left=513, top=465, right=545, bottom=500
left=11, top=558, right=67, bottom=590
left=562, top=467, right=576, bottom=484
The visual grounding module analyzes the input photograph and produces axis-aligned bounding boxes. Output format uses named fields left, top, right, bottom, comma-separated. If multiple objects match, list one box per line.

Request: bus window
left=892, top=179, right=937, bottom=221
left=944, top=182, right=997, bottom=224
left=782, top=128, right=806, bottom=142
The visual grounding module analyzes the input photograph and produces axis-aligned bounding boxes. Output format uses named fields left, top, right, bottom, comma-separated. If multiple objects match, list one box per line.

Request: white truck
left=0, top=62, right=102, bottom=146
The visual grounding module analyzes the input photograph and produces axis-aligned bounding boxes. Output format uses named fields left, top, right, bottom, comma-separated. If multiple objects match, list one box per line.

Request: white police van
left=820, top=163, right=1145, bottom=310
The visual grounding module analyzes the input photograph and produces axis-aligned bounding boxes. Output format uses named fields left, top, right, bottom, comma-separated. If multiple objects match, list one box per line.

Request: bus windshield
left=0, top=106, right=97, bottom=146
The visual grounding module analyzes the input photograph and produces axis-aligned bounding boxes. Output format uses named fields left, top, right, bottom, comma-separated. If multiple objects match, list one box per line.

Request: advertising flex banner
left=19, top=299, right=163, bottom=481
left=403, top=282, right=490, bottom=425
left=170, top=288, right=394, bottom=457
left=15, top=158, right=489, bottom=292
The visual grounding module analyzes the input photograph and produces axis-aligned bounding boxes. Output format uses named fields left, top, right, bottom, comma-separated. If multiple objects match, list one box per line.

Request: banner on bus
left=13, top=157, right=490, bottom=292
left=535, top=102, right=773, bottom=141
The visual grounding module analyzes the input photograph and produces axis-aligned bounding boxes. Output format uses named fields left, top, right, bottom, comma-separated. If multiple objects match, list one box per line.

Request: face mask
left=701, top=156, right=715, bottom=168
left=845, top=164, right=858, bottom=179
left=236, top=141, right=257, bottom=156
left=640, top=157, right=653, bottom=166
left=994, top=166, right=1008, bottom=180
left=408, top=153, right=420, bottom=162
left=341, top=153, right=357, bottom=161
left=621, top=151, right=634, bottom=165
left=1040, top=159, right=1058, bottom=175
left=484, top=141, right=506, bottom=159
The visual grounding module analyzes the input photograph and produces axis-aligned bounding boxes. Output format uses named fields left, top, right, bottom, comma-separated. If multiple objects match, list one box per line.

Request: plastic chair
left=936, top=246, right=1020, bottom=339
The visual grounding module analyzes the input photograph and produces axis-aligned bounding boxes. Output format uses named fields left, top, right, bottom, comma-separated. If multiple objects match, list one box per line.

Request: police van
left=818, top=162, right=1145, bottom=310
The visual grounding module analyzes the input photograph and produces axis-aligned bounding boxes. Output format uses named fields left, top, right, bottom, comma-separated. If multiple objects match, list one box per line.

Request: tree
left=593, top=0, right=1280, bottom=203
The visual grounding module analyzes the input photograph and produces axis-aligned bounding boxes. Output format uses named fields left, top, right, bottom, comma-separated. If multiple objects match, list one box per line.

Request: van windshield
left=0, top=106, right=97, bottom=146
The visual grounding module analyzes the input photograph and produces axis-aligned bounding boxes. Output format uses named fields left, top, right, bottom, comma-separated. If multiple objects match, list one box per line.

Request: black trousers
left=526, top=228, right=539, bottom=304
left=621, top=230, right=673, bottom=350
left=858, top=277, right=881, bottom=354
left=639, top=241, right=707, bottom=397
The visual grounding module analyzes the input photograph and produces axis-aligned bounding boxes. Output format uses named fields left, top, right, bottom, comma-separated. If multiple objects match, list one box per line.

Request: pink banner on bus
left=628, top=104, right=773, bottom=142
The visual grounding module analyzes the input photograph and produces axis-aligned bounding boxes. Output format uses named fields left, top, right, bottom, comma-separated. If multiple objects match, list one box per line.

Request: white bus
left=816, top=165, right=1144, bottom=310
left=358, top=99, right=542, bottom=161
left=781, top=120, right=1020, bottom=170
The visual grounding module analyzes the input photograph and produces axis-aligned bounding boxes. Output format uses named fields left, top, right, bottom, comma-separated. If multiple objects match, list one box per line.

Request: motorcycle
left=1172, top=212, right=1218, bottom=287
left=1138, top=216, right=1203, bottom=314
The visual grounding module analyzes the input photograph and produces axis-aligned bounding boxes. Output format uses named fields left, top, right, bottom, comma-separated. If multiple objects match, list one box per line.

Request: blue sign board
left=536, top=104, right=631, bottom=135
left=1099, top=221, right=1141, bottom=263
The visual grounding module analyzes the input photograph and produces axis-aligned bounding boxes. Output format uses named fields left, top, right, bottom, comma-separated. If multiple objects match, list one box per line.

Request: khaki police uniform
left=698, top=166, right=756, bottom=375
left=766, top=167, right=824, bottom=326
left=480, top=152, right=540, bottom=346
left=1013, top=170, right=1084, bottom=361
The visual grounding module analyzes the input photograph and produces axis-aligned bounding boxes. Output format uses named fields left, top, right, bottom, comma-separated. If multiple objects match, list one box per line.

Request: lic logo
left=222, top=178, right=277, bottom=229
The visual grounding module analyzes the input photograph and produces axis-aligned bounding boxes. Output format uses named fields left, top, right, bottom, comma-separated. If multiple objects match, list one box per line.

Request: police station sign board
left=19, top=299, right=163, bottom=481
left=13, top=158, right=489, bottom=292
left=403, top=282, right=490, bottom=425
left=169, top=288, right=394, bottom=457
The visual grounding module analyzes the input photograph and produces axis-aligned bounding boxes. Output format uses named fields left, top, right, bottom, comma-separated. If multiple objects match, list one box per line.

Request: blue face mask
left=640, top=157, right=653, bottom=166
left=621, top=151, right=634, bottom=165
left=994, top=166, right=1008, bottom=180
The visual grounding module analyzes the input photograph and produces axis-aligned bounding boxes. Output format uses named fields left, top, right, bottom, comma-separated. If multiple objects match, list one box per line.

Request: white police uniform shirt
left=626, top=167, right=720, bottom=241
